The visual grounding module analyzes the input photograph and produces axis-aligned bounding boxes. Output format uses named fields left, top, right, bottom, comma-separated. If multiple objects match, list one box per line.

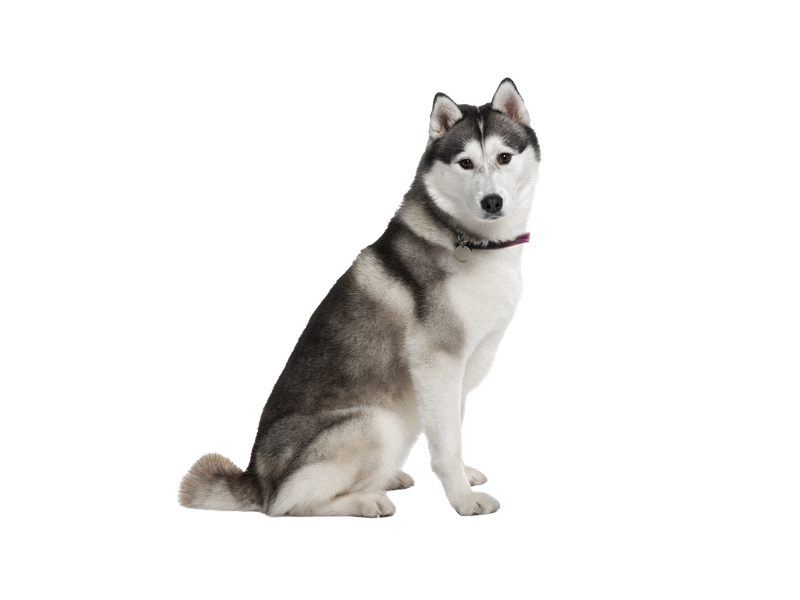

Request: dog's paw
left=464, top=465, right=487, bottom=486
left=362, top=494, right=397, bottom=518
left=318, top=492, right=397, bottom=519
left=451, top=491, right=500, bottom=516
left=385, top=471, right=415, bottom=490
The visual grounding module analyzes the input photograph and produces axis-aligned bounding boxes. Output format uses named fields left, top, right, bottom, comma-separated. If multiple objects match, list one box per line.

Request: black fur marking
left=369, top=219, right=447, bottom=321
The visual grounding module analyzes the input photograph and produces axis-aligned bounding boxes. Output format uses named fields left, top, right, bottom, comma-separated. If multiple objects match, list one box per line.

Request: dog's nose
left=480, top=194, right=503, bottom=214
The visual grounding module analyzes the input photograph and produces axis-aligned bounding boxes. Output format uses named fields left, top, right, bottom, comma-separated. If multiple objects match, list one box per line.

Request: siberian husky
left=179, top=78, right=541, bottom=517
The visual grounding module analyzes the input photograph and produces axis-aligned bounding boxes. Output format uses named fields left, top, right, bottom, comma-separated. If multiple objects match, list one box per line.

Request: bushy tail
left=178, top=453, right=262, bottom=511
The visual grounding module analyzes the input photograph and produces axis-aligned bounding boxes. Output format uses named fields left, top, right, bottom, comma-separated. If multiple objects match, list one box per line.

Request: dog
left=179, top=78, right=541, bottom=517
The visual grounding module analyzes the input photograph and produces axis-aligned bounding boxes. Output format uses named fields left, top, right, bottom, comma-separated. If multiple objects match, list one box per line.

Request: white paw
left=372, top=494, right=397, bottom=518
left=385, top=471, right=415, bottom=490
left=451, top=491, right=500, bottom=516
left=464, top=465, right=487, bottom=486
left=316, top=492, right=397, bottom=519
left=352, top=492, right=397, bottom=519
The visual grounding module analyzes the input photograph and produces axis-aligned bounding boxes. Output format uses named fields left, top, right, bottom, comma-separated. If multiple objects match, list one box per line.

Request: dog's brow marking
left=477, top=115, right=485, bottom=150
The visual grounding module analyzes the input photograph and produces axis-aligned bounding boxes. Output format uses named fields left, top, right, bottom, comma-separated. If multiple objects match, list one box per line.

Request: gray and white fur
left=179, top=78, right=541, bottom=517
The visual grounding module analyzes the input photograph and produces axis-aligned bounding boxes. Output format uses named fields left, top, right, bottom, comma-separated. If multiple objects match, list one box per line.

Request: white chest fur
left=446, top=245, right=524, bottom=353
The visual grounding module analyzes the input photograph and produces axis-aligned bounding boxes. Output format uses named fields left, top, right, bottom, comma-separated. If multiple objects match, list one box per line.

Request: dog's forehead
left=460, top=135, right=514, bottom=155
left=425, top=100, right=539, bottom=168
left=445, top=134, right=525, bottom=162
left=479, top=135, right=509, bottom=155
left=459, top=138, right=483, bottom=157
left=431, top=109, right=481, bottom=163
left=481, top=108, right=531, bottom=153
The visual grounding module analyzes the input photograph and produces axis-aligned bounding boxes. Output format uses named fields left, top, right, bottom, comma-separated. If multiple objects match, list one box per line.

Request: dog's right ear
left=428, top=93, right=463, bottom=144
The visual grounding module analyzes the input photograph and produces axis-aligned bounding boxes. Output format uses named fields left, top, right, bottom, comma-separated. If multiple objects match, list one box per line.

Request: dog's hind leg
left=267, top=408, right=407, bottom=517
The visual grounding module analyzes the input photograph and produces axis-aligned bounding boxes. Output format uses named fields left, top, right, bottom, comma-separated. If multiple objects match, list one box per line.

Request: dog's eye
left=498, top=153, right=512, bottom=165
left=459, top=158, right=473, bottom=169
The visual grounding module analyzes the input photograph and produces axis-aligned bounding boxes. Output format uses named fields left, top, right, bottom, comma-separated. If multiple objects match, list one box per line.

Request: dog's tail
left=178, top=453, right=262, bottom=511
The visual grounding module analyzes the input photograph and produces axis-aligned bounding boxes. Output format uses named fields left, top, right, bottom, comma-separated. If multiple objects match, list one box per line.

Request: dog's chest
left=445, top=249, right=523, bottom=343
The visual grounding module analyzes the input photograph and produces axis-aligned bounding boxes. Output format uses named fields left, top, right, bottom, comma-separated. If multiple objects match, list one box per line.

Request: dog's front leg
left=411, top=351, right=500, bottom=516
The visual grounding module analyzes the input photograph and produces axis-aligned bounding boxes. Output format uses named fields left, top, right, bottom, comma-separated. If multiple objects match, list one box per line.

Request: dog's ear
left=428, top=93, right=463, bottom=143
left=491, top=78, right=530, bottom=126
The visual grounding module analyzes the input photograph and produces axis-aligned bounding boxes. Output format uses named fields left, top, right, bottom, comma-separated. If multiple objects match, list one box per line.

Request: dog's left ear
left=491, top=78, right=530, bottom=126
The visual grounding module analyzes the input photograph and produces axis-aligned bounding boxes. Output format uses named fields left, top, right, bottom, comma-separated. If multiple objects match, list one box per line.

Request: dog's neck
left=412, top=193, right=531, bottom=250
left=457, top=232, right=531, bottom=250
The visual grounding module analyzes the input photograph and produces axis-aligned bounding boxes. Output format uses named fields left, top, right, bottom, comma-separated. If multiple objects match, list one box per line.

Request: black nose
left=481, top=194, right=503, bottom=214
